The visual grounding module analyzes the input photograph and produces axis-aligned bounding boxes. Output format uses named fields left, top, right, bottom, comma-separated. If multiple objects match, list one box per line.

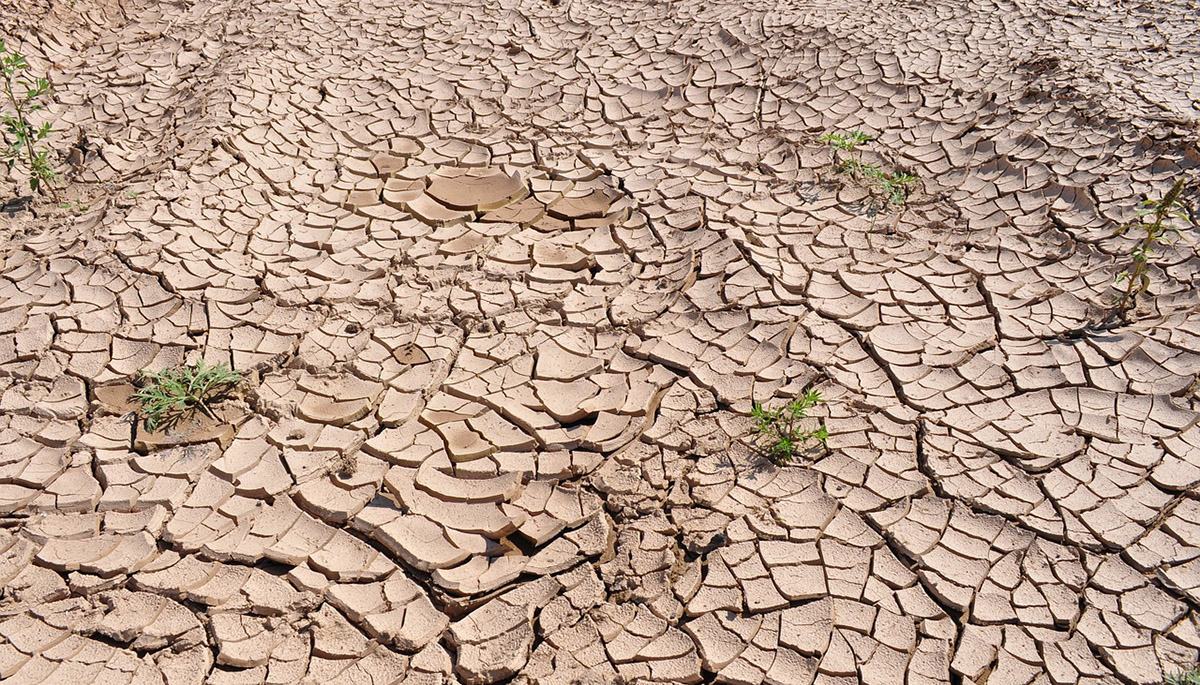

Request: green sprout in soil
left=1, top=39, right=56, bottom=195
left=1166, top=666, right=1200, bottom=685
left=1112, top=177, right=1192, bottom=320
left=133, top=360, right=243, bottom=432
left=863, top=166, right=919, bottom=207
left=751, top=388, right=828, bottom=465
left=820, top=130, right=872, bottom=177
left=821, top=129, right=919, bottom=209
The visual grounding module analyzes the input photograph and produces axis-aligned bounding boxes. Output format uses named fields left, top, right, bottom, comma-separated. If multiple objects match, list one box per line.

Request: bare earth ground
left=2, top=0, right=1200, bottom=682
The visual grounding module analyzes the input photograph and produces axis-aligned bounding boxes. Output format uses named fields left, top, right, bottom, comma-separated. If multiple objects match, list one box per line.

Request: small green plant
left=820, top=130, right=872, bottom=177
left=1166, top=666, right=1200, bottom=685
left=750, top=388, right=829, bottom=465
left=1, top=39, right=56, bottom=195
left=863, top=166, right=919, bottom=207
left=59, top=198, right=88, bottom=212
left=133, top=360, right=244, bottom=432
left=820, top=130, right=872, bottom=153
left=1112, top=177, right=1192, bottom=319
left=821, top=130, right=918, bottom=209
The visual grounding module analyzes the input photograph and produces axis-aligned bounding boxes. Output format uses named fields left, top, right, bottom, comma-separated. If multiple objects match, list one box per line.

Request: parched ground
left=2, top=0, right=1200, bottom=682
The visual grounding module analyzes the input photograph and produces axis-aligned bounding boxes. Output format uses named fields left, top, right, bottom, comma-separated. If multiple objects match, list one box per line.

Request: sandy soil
left=1, top=0, right=1200, bottom=683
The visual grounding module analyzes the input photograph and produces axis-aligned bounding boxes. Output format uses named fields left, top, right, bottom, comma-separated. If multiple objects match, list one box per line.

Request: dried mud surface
left=2, top=0, right=1200, bottom=683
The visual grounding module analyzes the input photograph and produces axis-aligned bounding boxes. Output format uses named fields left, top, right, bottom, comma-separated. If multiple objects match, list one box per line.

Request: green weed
left=821, top=129, right=918, bottom=209
left=133, top=360, right=243, bottom=432
left=751, top=388, right=828, bottom=465
left=820, top=130, right=872, bottom=178
left=1112, top=177, right=1192, bottom=319
left=59, top=198, right=88, bottom=213
left=1166, top=666, right=1200, bottom=685
left=1, top=39, right=56, bottom=195
left=820, top=130, right=872, bottom=154
left=863, top=166, right=919, bottom=207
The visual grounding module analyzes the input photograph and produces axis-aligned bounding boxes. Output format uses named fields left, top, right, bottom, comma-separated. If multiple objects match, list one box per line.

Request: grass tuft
left=132, top=359, right=243, bottom=433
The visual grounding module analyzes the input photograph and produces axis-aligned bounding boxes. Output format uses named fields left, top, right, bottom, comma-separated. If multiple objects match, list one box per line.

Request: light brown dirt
left=1, top=0, right=1200, bottom=683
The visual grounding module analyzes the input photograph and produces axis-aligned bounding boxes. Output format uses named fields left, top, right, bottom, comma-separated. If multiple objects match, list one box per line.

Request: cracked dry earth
left=2, top=0, right=1200, bottom=683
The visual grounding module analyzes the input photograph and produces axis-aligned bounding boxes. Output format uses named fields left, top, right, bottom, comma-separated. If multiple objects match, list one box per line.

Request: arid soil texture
left=2, top=0, right=1200, bottom=683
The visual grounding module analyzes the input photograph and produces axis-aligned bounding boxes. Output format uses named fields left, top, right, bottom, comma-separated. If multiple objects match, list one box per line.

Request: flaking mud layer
left=1, top=0, right=1200, bottom=683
